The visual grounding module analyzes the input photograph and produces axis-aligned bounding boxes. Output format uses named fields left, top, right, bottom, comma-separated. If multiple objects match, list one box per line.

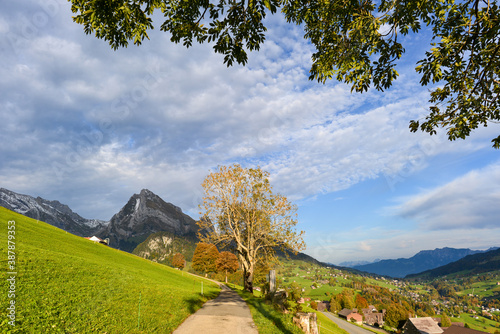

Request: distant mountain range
left=0, top=187, right=198, bottom=252
left=0, top=187, right=107, bottom=236
left=338, top=259, right=380, bottom=267
left=353, top=247, right=497, bottom=278
left=407, top=247, right=500, bottom=279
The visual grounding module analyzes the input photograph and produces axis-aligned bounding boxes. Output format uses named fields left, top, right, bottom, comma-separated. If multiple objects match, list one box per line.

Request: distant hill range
left=0, top=187, right=107, bottom=236
left=339, top=259, right=380, bottom=267
left=406, top=247, right=500, bottom=279
left=353, top=247, right=496, bottom=278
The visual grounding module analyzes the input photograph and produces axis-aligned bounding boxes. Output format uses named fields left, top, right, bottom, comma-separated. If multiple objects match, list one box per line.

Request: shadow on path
left=174, top=285, right=258, bottom=334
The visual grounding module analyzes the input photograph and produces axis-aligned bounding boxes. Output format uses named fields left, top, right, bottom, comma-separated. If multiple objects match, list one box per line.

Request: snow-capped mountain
left=0, top=188, right=108, bottom=236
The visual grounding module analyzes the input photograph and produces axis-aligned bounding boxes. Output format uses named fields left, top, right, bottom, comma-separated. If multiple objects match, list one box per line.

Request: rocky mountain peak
left=97, top=189, right=199, bottom=252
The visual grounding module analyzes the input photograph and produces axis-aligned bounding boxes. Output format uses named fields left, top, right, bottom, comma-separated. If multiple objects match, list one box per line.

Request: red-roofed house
left=338, top=309, right=363, bottom=324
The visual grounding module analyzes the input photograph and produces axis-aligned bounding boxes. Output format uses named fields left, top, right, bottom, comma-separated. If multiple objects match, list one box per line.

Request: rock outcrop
left=132, top=231, right=197, bottom=265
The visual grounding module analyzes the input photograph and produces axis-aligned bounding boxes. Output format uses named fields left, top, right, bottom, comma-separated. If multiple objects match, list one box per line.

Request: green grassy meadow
left=0, top=208, right=220, bottom=333
left=450, top=313, right=500, bottom=333
left=457, top=280, right=500, bottom=299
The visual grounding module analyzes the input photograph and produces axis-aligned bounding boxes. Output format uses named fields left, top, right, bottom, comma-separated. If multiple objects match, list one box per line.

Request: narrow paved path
left=174, top=285, right=258, bottom=334
left=321, top=312, right=375, bottom=334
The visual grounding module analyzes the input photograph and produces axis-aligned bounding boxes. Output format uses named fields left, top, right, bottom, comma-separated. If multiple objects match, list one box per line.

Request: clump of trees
left=441, top=313, right=452, bottom=327
left=191, top=242, right=241, bottom=283
left=284, top=282, right=303, bottom=313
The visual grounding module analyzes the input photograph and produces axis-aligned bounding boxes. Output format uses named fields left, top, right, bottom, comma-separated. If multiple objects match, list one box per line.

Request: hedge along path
left=173, top=285, right=258, bottom=334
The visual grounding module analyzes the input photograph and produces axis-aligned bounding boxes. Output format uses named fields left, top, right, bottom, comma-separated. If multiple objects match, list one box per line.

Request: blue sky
left=1, top=0, right=499, bottom=264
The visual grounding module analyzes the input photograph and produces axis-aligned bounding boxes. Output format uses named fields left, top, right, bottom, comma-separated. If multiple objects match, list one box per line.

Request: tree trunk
left=243, top=266, right=254, bottom=293
left=225, top=269, right=228, bottom=283
left=237, top=248, right=254, bottom=293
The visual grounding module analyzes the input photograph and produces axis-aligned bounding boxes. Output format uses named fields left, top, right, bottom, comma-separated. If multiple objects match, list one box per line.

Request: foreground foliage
left=70, top=0, right=500, bottom=147
left=229, top=284, right=303, bottom=334
left=0, top=207, right=219, bottom=333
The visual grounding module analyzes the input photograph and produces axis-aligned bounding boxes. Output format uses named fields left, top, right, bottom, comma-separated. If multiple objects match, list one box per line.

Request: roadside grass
left=316, top=312, right=349, bottom=334
left=227, top=284, right=303, bottom=334
left=0, top=208, right=220, bottom=333
left=298, top=306, right=348, bottom=334
left=228, top=284, right=348, bottom=334
left=311, top=309, right=378, bottom=334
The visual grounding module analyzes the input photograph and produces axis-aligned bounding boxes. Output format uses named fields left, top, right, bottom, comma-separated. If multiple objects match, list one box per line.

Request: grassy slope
left=450, top=313, right=500, bottom=333
left=0, top=208, right=219, bottom=333
left=456, top=277, right=500, bottom=299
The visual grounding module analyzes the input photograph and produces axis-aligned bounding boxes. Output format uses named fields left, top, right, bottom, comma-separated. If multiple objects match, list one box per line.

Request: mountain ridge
left=0, top=187, right=199, bottom=253
left=0, top=187, right=107, bottom=236
left=353, top=247, right=486, bottom=278
left=406, top=247, right=500, bottom=279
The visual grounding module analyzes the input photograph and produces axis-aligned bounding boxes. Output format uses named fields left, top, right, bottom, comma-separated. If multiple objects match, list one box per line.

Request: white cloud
left=392, top=162, right=500, bottom=230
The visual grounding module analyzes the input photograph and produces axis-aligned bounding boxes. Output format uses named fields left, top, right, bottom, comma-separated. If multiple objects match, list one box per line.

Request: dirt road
left=173, top=285, right=258, bottom=334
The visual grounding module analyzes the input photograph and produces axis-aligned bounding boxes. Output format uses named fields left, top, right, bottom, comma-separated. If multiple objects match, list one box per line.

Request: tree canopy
left=441, top=313, right=452, bottom=327
left=192, top=242, right=219, bottom=276
left=172, top=253, right=185, bottom=270
left=70, top=0, right=500, bottom=147
left=198, top=164, right=305, bottom=292
left=216, top=251, right=239, bottom=283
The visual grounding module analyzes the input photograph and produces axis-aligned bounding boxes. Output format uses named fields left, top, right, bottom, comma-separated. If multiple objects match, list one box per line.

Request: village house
left=481, top=310, right=492, bottom=319
left=338, top=309, right=363, bottom=324
left=361, top=306, right=385, bottom=327
left=85, top=236, right=108, bottom=245
left=402, top=317, right=443, bottom=334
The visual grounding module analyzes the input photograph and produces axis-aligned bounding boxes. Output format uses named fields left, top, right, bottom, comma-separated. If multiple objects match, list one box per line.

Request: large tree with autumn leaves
left=198, top=164, right=305, bottom=292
